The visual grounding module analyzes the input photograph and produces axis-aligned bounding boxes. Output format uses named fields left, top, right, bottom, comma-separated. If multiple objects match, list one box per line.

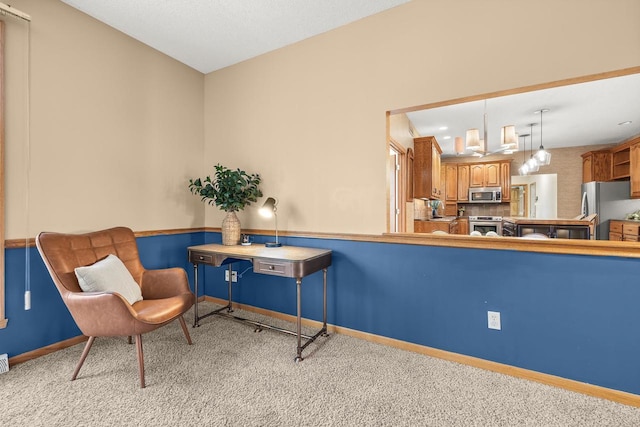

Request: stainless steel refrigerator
left=581, top=181, right=640, bottom=239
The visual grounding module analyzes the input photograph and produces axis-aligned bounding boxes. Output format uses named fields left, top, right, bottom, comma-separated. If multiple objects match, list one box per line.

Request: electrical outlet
left=224, top=270, right=238, bottom=282
left=488, top=311, right=501, bottom=330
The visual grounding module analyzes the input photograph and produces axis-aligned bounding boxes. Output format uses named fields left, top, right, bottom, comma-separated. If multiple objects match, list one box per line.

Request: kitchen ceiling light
left=518, top=133, right=530, bottom=175
left=454, top=136, right=465, bottom=155
left=503, top=132, right=519, bottom=154
left=534, top=108, right=551, bottom=166
left=501, top=125, right=517, bottom=149
left=465, top=100, right=517, bottom=156
left=466, top=128, right=481, bottom=150
left=525, top=123, right=539, bottom=172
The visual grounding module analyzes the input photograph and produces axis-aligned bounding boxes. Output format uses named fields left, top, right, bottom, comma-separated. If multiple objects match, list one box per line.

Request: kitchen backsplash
left=413, top=200, right=511, bottom=219
left=458, top=203, right=511, bottom=217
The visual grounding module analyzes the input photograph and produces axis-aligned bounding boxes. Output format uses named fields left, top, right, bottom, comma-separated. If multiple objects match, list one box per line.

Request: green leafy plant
left=189, top=164, right=262, bottom=212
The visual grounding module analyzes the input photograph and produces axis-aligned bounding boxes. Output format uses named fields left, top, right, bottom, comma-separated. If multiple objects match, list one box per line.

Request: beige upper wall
left=204, top=0, right=640, bottom=234
left=3, top=0, right=205, bottom=239
left=4, top=0, right=639, bottom=238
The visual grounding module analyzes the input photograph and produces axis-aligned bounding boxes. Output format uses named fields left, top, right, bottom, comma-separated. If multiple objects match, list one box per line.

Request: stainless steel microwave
left=469, top=187, right=502, bottom=203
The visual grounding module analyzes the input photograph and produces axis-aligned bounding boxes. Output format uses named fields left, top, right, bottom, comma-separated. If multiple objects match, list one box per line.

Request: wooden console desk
left=188, top=243, right=332, bottom=361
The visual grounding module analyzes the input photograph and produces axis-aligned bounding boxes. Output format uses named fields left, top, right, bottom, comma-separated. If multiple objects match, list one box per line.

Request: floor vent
left=0, top=354, right=8, bottom=374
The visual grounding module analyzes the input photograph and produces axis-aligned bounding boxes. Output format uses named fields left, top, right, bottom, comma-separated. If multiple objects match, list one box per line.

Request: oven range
left=468, top=216, right=503, bottom=236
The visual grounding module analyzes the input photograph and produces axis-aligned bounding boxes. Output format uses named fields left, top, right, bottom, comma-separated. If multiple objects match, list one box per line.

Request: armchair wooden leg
left=72, top=336, right=95, bottom=381
left=135, top=334, right=145, bottom=388
left=128, top=336, right=132, bottom=344
left=178, top=316, right=193, bottom=345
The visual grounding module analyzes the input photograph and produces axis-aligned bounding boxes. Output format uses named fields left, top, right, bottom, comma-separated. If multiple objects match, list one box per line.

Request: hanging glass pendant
left=534, top=108, right=551, bottom=166
left=535, top=148, right=551, bottom=166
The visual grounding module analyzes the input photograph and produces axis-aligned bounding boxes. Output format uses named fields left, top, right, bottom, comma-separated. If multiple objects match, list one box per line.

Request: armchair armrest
left=141, top=268, right=192, bottom=300
left=65, top=291, right=139, bottom=337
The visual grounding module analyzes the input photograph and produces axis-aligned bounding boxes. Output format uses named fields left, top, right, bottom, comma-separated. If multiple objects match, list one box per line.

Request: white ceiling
left=406, top=73, right=640, bottom=158
left=60, top=0, right=411, bottom=74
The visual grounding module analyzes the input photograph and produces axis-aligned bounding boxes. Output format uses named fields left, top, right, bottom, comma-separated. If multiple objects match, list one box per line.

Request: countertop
left=502, top=216, right=595, bottom=226
left=414, top=216, right=458, bottom=222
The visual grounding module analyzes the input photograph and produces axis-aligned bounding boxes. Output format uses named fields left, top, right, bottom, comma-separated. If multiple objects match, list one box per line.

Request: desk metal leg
left=295, top=278, right=303, bottom=362
left=322, top=267, right=328, bottom=336
left=193, top=264, right=199, bottom=327
left=226, top=264, right=234, bottom=313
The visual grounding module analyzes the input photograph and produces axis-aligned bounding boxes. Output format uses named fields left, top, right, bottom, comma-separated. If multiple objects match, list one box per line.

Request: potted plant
left=189, top=164, right=262, bottom=245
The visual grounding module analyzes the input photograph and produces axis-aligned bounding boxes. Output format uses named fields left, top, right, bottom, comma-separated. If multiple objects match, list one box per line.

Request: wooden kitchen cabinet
left=413, top=136, right=442, bottom=199
left=609, top=220, right=623, bottom=241
left=457, top=164, right=470, bottom=201
left=609, top=220, right=640, bottom=241
left=630, top=141, right=640, bottom=198
left=581, top=151, right=611, bottom=183
left=500, top=162, right=511, bottom=202
left=445, top=164, right=458, bottom=201
left=447, top=160, right=509, bottom=201
left=406, top=148, right=414, bottom=202
left=611, top=144, right=631, bottom=180
left=469, top=162, right=500, bottom=188
left=414, top=220, right=458, bottom=234
left=469, top=164, right=485, bottom=187
left=484, top=162, right=500, bottom=187
left=444, top=202, right=457, bottom=216
left=457, top=217, right=469, bottom=235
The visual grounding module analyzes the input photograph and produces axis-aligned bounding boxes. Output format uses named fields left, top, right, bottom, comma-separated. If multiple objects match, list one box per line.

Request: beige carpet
left=2, top=301, right=640, bottom=426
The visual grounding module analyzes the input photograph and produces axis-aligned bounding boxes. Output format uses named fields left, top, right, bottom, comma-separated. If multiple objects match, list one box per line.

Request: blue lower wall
left=2, top=231, right=640, bottom=396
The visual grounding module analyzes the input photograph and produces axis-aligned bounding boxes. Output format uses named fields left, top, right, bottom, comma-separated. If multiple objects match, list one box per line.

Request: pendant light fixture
left=466, top=100, right=487, bottom=151
left=524, top=123, right=539, bottom=173
left=466, top=128, right=481, bottom=150
left=454, top=136, right=465, bottom=155
left=534, top=108, right=551, bottom=166
left=501, top=125, right=517, bottom=150
left=518, top=133, right=530, bottom=175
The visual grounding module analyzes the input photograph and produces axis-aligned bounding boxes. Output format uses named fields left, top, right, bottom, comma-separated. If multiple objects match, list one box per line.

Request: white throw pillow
left=74, top=254, right=143, bottom=305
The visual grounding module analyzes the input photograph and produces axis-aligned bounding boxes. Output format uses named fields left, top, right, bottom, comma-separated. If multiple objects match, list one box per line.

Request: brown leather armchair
left=36, top=226, right=195, bottom=388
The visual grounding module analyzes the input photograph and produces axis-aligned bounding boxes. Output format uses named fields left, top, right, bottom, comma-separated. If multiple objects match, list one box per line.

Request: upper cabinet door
left=630, top=141, right=640, bottom=198
left=469, top=164, right=485, bottom=187
left=500, top=162, right=511, bottom=202
left=445, top=164, right=458, bottom=201
left=457, top=164, right=470, bottom=201
left=484, top=163, right=500, bottom=187
left=412, top=136, right=442, bottom=199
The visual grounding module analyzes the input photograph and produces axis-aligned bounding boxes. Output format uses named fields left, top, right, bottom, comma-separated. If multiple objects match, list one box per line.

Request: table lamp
left=259, top=197, right=282, bottom=247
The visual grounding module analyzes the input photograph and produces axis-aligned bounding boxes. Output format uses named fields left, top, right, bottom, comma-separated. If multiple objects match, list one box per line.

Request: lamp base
left=265, top=242, right=282, bottom=248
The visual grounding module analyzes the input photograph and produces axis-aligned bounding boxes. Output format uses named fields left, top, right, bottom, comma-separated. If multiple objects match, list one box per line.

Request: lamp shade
left=518, top=163, right=530, bottom=176
left=259, top=197, right=277, bottom=218
left=535, top=148, right=551, bottom=166
left=259, top=197, right=282, bottom=247
left=525, top=156, right=539, bottom=172
left=466, top=129, right=480, bottom=150
left=454, top=137, right=464, bottom=155
left=501, top=125, right=517, bottom=149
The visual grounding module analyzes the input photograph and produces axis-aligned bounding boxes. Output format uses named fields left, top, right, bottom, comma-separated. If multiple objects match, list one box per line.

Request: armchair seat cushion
left=74, top=254, right=143, bottom=305
left=132, top=294, right=194, bottom=325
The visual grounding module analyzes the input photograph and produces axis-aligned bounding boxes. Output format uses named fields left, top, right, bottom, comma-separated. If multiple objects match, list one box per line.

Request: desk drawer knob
left=269, top=265, right=275, bottom=270
left=199, top=256, right=205, bottom=260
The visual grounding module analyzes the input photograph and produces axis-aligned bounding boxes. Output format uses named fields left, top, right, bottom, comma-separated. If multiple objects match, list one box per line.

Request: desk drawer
left=254, top=260, right=293, bottom=277
left=622, top=222, right=640, bottom=236
left=610, top=221, right=623, bottom=234
left=189, top=251, right=214, bottom=265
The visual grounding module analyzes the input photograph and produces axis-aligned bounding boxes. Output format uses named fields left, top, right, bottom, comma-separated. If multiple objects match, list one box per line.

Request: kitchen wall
left=443, top=143, right=617, bottom=219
